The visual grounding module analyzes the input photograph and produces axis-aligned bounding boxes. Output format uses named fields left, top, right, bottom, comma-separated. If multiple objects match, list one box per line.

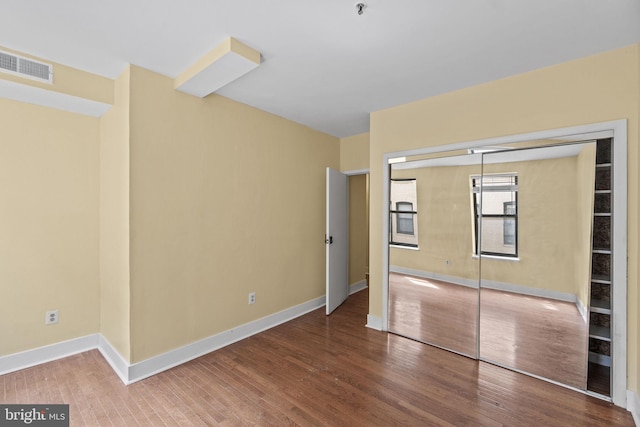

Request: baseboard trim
left=349, top=279, right=368, bottom=295
left=1, top=293, right=340, bottom=385
left=576, top=297, right=588, bottom=324
left=366, top=314, right=383, bottom=331
left=628, top=390, right=640, bottom=426
left=126, top=294, right=326, bottom=383
left=390, top=265, right=578, bottom=303
left=0, top=334, right=99, bottom=376
left=97, top=335, right=131, bottom=385
left=390, top=265, right=478, bottom=288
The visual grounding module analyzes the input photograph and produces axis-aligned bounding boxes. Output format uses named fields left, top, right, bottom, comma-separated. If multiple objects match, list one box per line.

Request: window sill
left=473, top=254, right=520, bottom=261
left=390, top=244, right=419, bottom=251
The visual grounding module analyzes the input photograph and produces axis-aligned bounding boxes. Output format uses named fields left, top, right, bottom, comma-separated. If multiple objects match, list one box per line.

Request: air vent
left=0, top=50, right=53, bottom=83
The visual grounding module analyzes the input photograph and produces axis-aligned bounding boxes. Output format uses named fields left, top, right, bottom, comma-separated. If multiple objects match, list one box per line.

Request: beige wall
left=390, top=155, right=592, bottom=298
left=127, top=66, right=339, bottom=362
left=349, top=174, right=369, bottom=285
left=340, top=132, right=370, bottom=172
left=0, top=99, right=100, bottom=355
left=390, top=164, right=480, bottom=279
left=99, top=66, right=131, bottom=361
left=370, top=44, right=639, bottom=392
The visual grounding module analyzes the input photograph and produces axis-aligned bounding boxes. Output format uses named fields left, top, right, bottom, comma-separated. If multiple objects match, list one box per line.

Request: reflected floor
left=388, top=272, right=478, bottom=356
left=389, top=272, right=589, bottom=390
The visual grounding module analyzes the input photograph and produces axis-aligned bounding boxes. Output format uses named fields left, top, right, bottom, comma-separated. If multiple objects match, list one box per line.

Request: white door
left=326, top=168, right=349, bottom=315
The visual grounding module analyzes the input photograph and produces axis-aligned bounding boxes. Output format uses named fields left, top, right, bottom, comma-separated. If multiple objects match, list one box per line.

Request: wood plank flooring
left=389, top=272, right=589, bottom=390
left=480, top=288, right=588, bottom=390
left=1, top=289, right=634, bottom=426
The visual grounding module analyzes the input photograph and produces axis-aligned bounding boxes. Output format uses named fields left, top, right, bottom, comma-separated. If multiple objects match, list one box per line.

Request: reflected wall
left=388, top=140, right=597, bottom=391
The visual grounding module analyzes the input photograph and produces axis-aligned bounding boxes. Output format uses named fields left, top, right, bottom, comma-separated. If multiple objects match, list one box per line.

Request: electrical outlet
left=45, top=310, right=59, bottom=325
left=248, top=292, right=256, bottom=305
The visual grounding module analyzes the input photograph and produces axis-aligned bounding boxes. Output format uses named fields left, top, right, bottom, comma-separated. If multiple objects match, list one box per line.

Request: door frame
left=326, top=168, right=370, bottom=314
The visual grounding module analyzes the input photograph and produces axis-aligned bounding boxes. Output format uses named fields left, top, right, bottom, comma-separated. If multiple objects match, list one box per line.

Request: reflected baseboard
left=389, top=265, right=478, bottom=288
left=390, top=265, right=583, bottom=308
left=349, top=279, right=368, bottom=295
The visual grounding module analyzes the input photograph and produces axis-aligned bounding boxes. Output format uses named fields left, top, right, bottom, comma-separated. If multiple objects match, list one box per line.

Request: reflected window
left=396, top=202, right=415, bottom=235
left=390, top=179, right=419, bottom=248
left=472, top=174, right=518, bottom=257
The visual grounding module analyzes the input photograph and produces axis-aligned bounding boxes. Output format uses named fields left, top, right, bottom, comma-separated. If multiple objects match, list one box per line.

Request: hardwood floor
left=389, top=272, right=589, bottom=390
left=1, top=289, right=634, bottom=426
left=480, top=288, right=588, bottom=390
left=388, top=273, right=478, bottom=356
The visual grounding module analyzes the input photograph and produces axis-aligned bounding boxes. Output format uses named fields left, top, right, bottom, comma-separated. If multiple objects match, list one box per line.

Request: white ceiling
left=1, top=0, right=639, bottom=137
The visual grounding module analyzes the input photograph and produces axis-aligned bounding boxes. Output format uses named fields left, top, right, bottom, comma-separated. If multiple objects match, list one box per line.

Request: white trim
left=390, top=244, right=419, bottom=251
left=382, top=120, right=627, bottom=406
left=576, top=297, right=588, bottom=324
left=127, top=294, right=325, bottom=383
left=0, top=79, right=111, bottom=117
left=1, top=295, right=327, bottom=384
left=343, top=168, right=370, bottom=176
left=366, top=314, right=383, bottom=330
left=390, top=265, right=478, bottom=289
left=97, top=335, right=130, bottom=385
left=481, top=279, right=576, bottom=303
left=627, top=390, right=640, bottom=426
left=0, top=334, right=99, bottom=376
left=349, top=279, right=368, bottom=295
left=610, top=120, right=627, bottom=408
left=390, top=266, right=584, bottom=305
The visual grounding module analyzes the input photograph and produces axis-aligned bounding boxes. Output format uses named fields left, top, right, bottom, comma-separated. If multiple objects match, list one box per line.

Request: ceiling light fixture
left=355, top=2, right=367, bottom=15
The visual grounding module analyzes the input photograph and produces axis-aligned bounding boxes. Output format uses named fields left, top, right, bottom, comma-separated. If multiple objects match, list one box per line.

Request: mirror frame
left=381, top=119, right=627, bottom=407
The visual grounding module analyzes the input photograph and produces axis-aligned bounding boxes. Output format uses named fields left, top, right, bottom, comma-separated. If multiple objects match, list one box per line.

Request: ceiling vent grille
left=0, top=50, right=53, bottom=83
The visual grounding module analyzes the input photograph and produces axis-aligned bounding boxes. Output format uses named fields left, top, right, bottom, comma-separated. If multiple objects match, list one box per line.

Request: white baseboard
left=97, top=335, right=131, bottom=385
left=126, top=294, right=326, bottom=383
left=0, top=295, right=327, bottom=385
left=628, top=390, right=640, bottom=426
left=390, top=265, right=478, bottom=288
left=0, top=334, right=99, bottom=376
left=366, top=314, right=383, bottom=331
left=481, top=278, right=576, bottom=303
left=349, top=279, right=368, bottom=295
left=576, top=297, right=588, bottom=324
left=390, top=265, right=578, bottom=303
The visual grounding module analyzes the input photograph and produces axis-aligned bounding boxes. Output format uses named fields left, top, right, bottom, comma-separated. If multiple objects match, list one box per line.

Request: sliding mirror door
left=478, top=142, right=595, bottom=390
left=388, top=153, right=481, bottom=357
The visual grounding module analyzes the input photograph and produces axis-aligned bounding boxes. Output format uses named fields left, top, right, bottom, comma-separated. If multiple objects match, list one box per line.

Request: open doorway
left=348, top=173, right=369, bottom=294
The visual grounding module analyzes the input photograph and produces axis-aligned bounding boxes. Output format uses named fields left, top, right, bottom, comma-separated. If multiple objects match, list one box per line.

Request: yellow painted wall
left=0, top=45, right=113, bottom=105
left=390, top=164, right=480, bottom=279
left=390, top=155, right=591, bottom=298
left=370, top=44, right=639, bottom=392
left=349, top=174, right=369, bottom=285
left=0, top=99, right=100, bottom=355
left=127, top=66, right=339, bottom=362
left=340, top=132, right=370, bottom=172
left=99, top=66, right=131, bottom=361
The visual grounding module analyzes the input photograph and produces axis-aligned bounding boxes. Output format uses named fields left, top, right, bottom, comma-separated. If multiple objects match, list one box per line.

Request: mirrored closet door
left=478, top=142, right=595, bottom=390
left=386, top=129, right=624, bottom=402
left=388, top=153, right=481, bottom=358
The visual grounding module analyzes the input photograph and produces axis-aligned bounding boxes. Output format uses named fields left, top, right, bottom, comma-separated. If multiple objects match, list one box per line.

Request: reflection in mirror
left=478, top=142, right=596, bottom=390
left=388, top=154, right=481, bottom=357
